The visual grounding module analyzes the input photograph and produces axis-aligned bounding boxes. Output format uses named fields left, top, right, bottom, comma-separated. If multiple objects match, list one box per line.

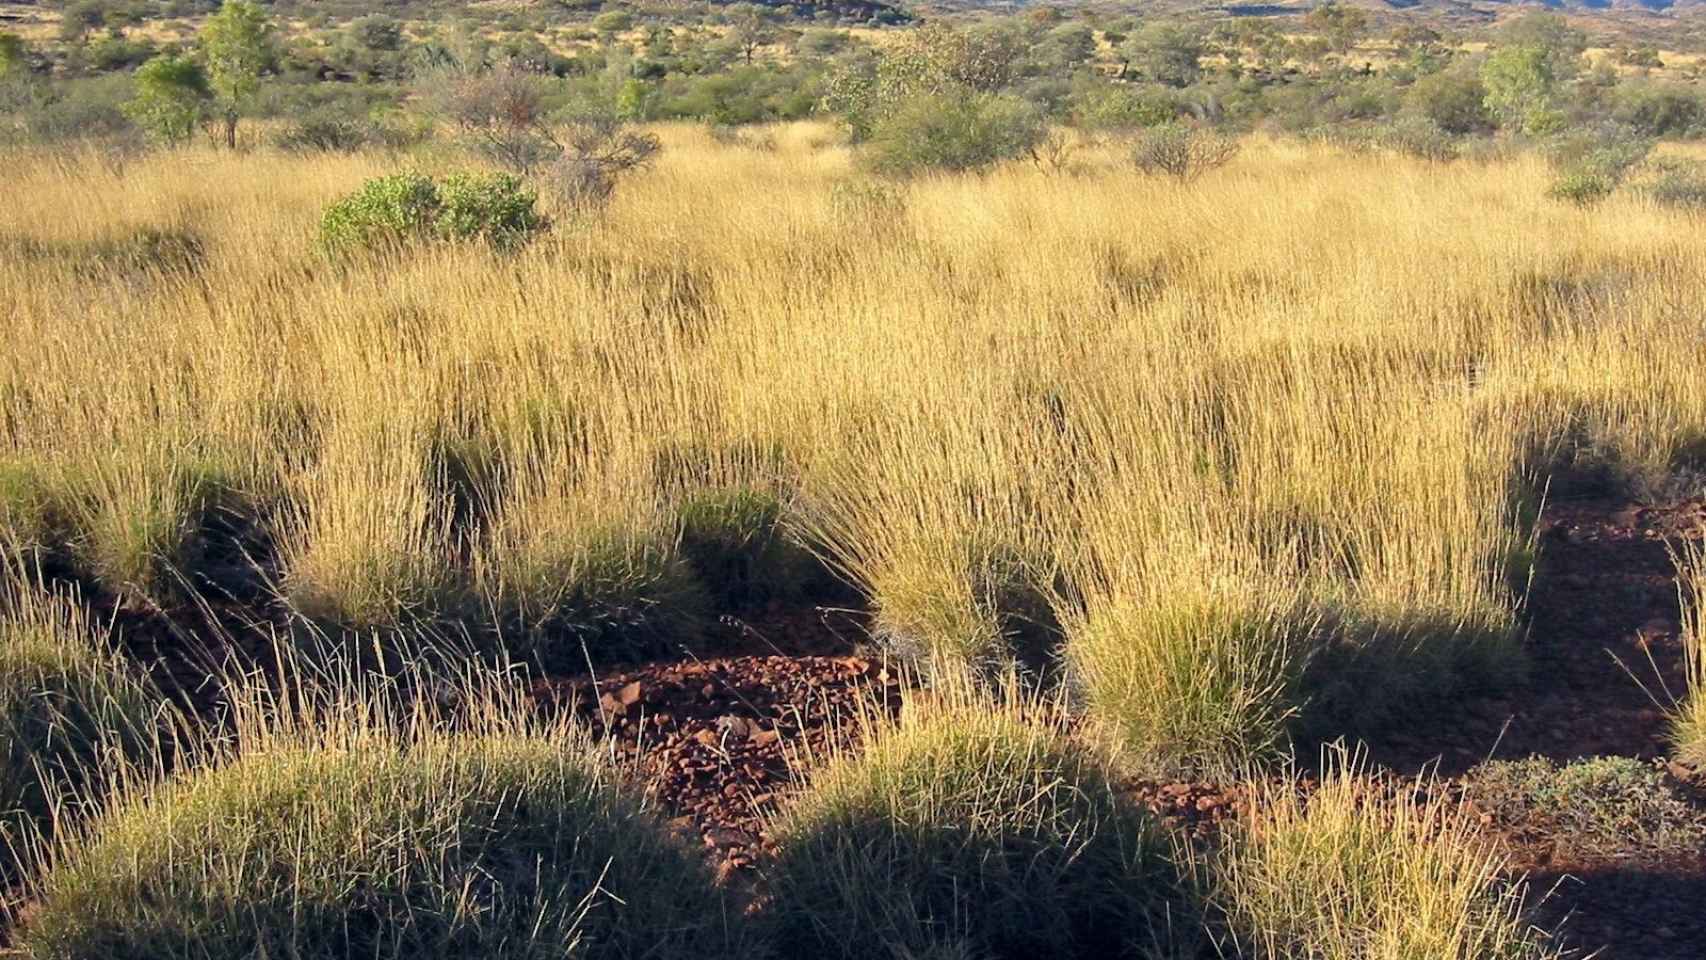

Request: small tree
left=1304, top=1, right=1368, bottom=55
left=549, top=112, right=661, bottom=212
left=1481, top=45, right=1563, bottom=136
left=58, top=0, right=106, bottom=43
left=1122, top=23, right=1204, bottom=88
left=592, top=10, right=634, bottom=37
left=351, top=14, right=403, bottom=52
left=200, top=0, right=274, bottom=149
left=1131, top=123, right=1239, bottom=182
left=1406, top=66, right=1493, bottom=135
left=726, top=3, right=778, bottom=66
left=123, top=54, right=209, bottom=145
left=420, top=59, right=559, bottom=172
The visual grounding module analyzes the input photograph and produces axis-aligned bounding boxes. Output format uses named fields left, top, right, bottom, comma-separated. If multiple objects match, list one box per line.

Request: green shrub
left=435, top=172, right=546, bottom=246
left=4, top=73, right=137, bottom=145
left=1068, top=82, right=1181, bottom=132
left=1611, top=81, right=1705, bottom=138
left=864, top=92, right=1046, bottom=177
left=763, top=684, right=1195, bottom=959
left=1547, top=171, right=1614, bottom=207
left=318, top=172, right=546, bottom=255
left=1404, top=66, right=1493, bottom=135
left=1379, top=115, right=1459, bottom=163
left=1, top=585, right=160, bottom=856
left=1544, top=125, right=1653, bottom=206
left=274, top=112, right=369, bottom=152
left=317, top=172, right=440, bottom=252
left=1213, top=755, right=1559, bottom=960
left=13, top=677, right=740, bottom=960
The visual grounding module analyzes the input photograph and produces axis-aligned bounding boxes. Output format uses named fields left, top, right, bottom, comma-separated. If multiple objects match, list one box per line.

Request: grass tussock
left=0, top=573, right=163, bottom=864
left=1210, top=751, right=1560, bottom=960
left=762, top=678, right=1198, bottom=960
left=1668, top=534, right=1706, bottom=766
left=9, top=657, right=743, bottom=960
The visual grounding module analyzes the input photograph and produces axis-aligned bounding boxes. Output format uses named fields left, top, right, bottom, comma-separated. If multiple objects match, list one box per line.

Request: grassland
left=3, top=124, right=1706, bottom=956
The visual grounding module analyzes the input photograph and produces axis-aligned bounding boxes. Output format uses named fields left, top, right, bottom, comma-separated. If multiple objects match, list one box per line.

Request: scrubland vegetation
left=5, top=0, right=1706, bottom=956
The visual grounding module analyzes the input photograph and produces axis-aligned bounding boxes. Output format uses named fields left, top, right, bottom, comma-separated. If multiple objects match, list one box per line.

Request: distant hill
left=1215, top=0, right=1684, bottom=16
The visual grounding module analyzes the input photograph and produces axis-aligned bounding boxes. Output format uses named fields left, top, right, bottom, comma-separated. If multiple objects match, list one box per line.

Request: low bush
left=1464, top=755, right=1706, bottom=861
left=436, top=172, right=547, bottom=246
left=273, top=112, right=369, bottom=153
left=1379, top=115, right=1459, bottom=163
left=12, top=672, right=741, bottom=960
left=547, top=114, right=661, bottom=214
left=763, top=683, right=1196, bottom=959
left=1, top=583, right=160, bottom=857
left=1547, top=171, right=1614, bottom=207
left=863, top=92, right=1046, bottom=177
left=1212, top=754, right=1559, bottom=960
left=1130, top=122, right=1239, bottom=182
left=318, top=171, right=547, bottom=255
left=1640, top=158, right=1706, bottom=212
left=1544, top=126, right=1654, bottom=207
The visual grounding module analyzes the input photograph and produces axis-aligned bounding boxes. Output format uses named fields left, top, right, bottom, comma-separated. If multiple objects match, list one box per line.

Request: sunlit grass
left=2, top=127, right=1704, bottom=764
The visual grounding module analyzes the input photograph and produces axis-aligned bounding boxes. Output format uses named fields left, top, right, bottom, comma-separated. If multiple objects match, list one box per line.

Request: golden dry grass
left=3, top=123, right=1705, bottom=767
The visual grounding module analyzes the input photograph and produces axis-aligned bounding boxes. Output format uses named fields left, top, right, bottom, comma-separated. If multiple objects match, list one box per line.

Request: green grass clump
left=60, top=453, right=241, bottom=607
left=1464, top=755, right=1706, bottom=861
left=677, top=486, right=835, bottom=610
left=763, top=683, right=1195, bottom=960
left=13, top=672, right=740, bottom=960
left=1212, top=755, right=1559, bottom=960
left=0, top=458, right=62, bottom=554
left=478, top=519, right=711, bottom=669
left=1295, top=605, right=1524, bottom=744
left=1065, top=590, right=1307, bottom=776
left=1, top=583, right=160, bottom=854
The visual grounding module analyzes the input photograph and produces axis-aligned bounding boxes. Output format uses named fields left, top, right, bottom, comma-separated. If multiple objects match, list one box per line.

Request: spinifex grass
left=1210, top=750, right=1560, bottom=960
left=2, top=128, right=1704, bottom=762
left=1669, top=534, right=1706, bottom=765
left=0, top=569, right=164, bottom=871
left=764, top=676, right=1200, bottom=960
left=8, top=650, right=744, bottom=960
